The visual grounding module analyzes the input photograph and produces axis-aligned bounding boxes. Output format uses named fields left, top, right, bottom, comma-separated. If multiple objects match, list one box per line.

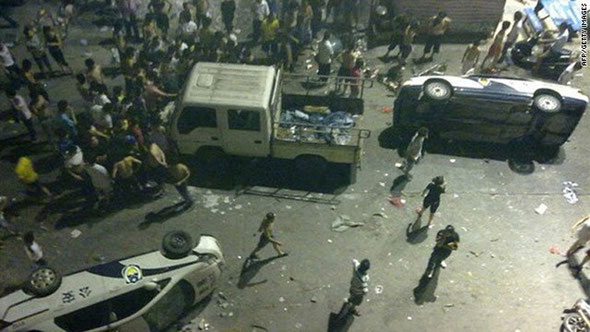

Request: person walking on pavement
left=23, top=231, right=47, bottom=268
left=498, top=11, right=524, bottom=64
left=252, top=0, right=270, bottom=43
left=424, top=225, right=459, bottom=279
left=338, top=258, right=370, bottom=317
left=399, top=127, right=428, bottom=178
left=317, top=31, right=334, bottom=82
left=168, top=160, right=194, bottom=208
left=416, top=176, right=446, bottom=228
left=566, top=215, right=590, bottom=275
left=7, top=89, right=37, bottom=143
left=221, top=0, right=236, bottom=34
left=0, top=42, right=23, bottom=88
left=461, top=40, right=481, bottom=74
left=249, top=212, right=288, bottom=259
left=419, top=11, right=451, bottom=62
left=481, top=21, right=511, bottom=71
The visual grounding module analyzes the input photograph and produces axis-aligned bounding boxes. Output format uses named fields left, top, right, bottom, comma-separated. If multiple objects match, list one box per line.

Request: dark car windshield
left=467, top=74, right=531, bottom=82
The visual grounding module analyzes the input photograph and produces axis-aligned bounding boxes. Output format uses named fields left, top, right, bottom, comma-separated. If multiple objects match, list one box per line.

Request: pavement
left=1, top=0, right=589, bottom=331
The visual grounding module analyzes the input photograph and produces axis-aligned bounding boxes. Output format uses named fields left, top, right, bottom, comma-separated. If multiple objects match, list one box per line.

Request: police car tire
left=423, top=80, right=452, bottom=101
left=25, top=267, right=62, bottom=297
left=162, top=231, right=194, bottom=259
left=533, top=93, right=561, bottom=113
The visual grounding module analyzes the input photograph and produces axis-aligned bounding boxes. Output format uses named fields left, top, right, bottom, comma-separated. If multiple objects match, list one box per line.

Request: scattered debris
left=563, top=182, right=579, bottom=204
left=70, top=229, right=82, bottom=238
left=218, top=292, right=227, bottom=301
left=491, top=238, right=499, bottom=242
left=549, top=246, right=564, bottom=256
left=381, top=106, right=393, bottom=114
left=388, top=197, right=405, bottom=207
left=251, top=325, right=269, bottom=332
left=534, top=203, right=548, bottom=215
left=394, top=162, right=403, bottom=168
left=444, top=303, right=455, bottom=307
left=80, top=39, right=88, bottom=46
left=99, top=26, right=109, bottom=32
left=469, top=250, right=483, bottom=257
left=310, top=296, right=317, bottom=303
left=379, top=182, right=386, bottom=187
left=279, top=297, right=285, bottom=302
left=331, top=215, right=364, bottom=232
left=234, top=204, right=243, bottom=210
left=198, top=318, right=210, bottom=330
left=286, top=205, right=292, bottom=209
left=374, top=285, right=384, bottom=294
left=203, top=194, right=220, bottom=208
left=449, top=159, right=456, bottom=163
left=295, top=322, right=303, bottom=329
left=372, top=212, right=388, bottom=218
left=331, top=205, right=336, bottom=210
left=327, top=239, right=333, bottom=243
left=407, top=316, right=412, bottom=320
left=461, top=227, right=468, bottom=232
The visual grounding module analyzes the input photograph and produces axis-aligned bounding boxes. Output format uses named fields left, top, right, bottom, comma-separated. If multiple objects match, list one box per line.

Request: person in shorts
left=424, top=225, right=459, bottom=279
left=417, top=176, right=446, bottom=227
left=249, top=212, right=287, bottom=259
left=419, top=11, right=451, bottom=62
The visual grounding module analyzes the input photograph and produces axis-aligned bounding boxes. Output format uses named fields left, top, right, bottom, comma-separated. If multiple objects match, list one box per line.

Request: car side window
left=228, top=109, right=261, bottom=131
left=177, top=107, right=217, bottom=134
left=54, top=287, right=160, bottom=330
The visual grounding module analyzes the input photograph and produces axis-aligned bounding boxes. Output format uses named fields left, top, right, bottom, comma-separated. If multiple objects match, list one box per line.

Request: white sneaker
left=440, top=261, right=447, bottom=268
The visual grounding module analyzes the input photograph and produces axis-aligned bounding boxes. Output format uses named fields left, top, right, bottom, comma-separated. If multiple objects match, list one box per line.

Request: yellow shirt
left=15, top=157, right=39, bottom=184
left=261, top=18, right=279, bottom=41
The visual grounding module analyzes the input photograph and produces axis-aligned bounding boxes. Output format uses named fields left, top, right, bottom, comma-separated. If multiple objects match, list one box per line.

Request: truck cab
left=171, top=62, right=279, bottom=158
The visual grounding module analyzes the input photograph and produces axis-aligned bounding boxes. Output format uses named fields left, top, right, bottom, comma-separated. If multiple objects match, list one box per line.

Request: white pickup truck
left=169, top=62, right=370, bottom=183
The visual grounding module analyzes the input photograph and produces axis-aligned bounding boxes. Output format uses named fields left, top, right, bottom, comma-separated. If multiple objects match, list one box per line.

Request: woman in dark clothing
left=43, top=26, right=72, bottom=74
left=417, top=176, right=446, bottom=227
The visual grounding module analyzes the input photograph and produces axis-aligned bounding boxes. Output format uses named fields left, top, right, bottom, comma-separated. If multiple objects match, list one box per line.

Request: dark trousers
left=124, top=14, right=140, bottom=39
left=318, top=63, right=331, bottom=81
left=5, top=64, right=23, bottom=86
left=425, top=247, right=452, bottom=277
left=175, top=182, right=193, bottom=203
left=222, top=16, right=234, bottom=33
left=22, top=118, right=37, bottom=141
left=252, top=19, right=262, bottom=42
left=263, top=40, right=278, bottom=58
left=33, top=54, right=53, bottom=73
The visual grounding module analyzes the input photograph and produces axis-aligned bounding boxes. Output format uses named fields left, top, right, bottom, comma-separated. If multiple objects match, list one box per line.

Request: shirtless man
left=112, top=156, right=143, bottom=195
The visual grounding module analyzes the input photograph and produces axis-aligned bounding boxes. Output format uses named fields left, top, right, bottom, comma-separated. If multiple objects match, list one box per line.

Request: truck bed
left=271, top=94, right=369, bottom=164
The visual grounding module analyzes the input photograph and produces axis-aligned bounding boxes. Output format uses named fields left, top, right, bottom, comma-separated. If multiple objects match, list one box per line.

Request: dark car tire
left=423, top=80, right=453, bottom=101
left=24, top=267, right=62, bottom=297
left=533, top=93, right=561, bottom=113
left=162, top=231, right=194, bottom=259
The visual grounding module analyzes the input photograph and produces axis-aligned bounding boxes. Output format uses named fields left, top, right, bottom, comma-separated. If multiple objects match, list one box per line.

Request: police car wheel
left=533, top=93, right=561, bottom=113
left=25, top=267, right=62, bottom=297
left=423, top=80, right=452, bottom=101
left=162, top=231, right=194, bottom=259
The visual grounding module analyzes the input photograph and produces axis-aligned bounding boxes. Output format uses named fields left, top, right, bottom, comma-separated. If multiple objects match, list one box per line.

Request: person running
left=424, top=225, right=459, bottom=279
left=416, top=176, right=447, bottom=228
left=481, top=21, right=511, bottom=70
left=461, top=40, right=481, bottom=74
left=249, top=212, right=287, bottom=259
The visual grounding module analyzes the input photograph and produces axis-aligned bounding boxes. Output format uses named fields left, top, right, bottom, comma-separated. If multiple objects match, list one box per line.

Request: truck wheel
left=533, top=93, right=561, bottom=113
left=562, top=313, right=585, bottom=332
left=25, top=267, right=62, bottom=297
left=162, top=231, right=194, bottom=259
left=294, top=155, right=327, bottom=180
left=423, top=80, right=453, bottom=101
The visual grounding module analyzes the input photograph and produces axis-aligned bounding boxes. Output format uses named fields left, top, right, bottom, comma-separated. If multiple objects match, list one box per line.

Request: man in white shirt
left=400, top=127, right=429, bottom=179
left=252, top=0, right=270, bottom=42
left=85, top=156, right=113, bottom=205
left=534, top=22, right=570, bottom=73
left=7, top=88, right=37, bottom=142
left=499, top=11, right=524, bottom=63
left=317, top=31, right=334, bottom=82
left=0, top=42, right=23, bottom=86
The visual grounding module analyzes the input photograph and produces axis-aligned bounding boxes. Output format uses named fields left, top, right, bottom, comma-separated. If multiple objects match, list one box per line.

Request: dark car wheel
left=423, top=80, right=453, bottom=101
left=162, top=231, right=194, bottom=259
left=24, top=267, right=62, bottom=297
left=533, top=94, right=561, bottom=113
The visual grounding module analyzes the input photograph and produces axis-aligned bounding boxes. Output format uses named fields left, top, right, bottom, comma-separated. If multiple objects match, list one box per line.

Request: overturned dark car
left=393, top=75, right=588, bottom=155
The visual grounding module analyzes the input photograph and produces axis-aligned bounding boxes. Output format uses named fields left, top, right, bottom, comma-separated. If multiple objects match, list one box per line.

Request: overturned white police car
left=0, top=231, right=224, bottom=332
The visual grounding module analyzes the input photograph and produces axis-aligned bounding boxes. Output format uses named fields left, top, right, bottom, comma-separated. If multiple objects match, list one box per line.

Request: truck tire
left=294, top=155, right=327, bottom=180
left=162, top=231, right=194, bottom=259
left=25, top=267, right=62, bottom=297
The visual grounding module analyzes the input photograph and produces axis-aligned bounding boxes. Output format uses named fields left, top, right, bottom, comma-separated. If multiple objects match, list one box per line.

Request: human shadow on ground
left=406, top=216, right=429, bottom=244
left=138, top=202, right=192, bottom=230
left=390, top=174, right=410, bottom=196
left=327, top=311, right=355, bottom=332
left=558, top=255, right=590, bottom=298
left=378, top=126, right=564, bottom=175
left=237, top=255, right=282, bottom=289
left=413, top=267, right=440, bottom=305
